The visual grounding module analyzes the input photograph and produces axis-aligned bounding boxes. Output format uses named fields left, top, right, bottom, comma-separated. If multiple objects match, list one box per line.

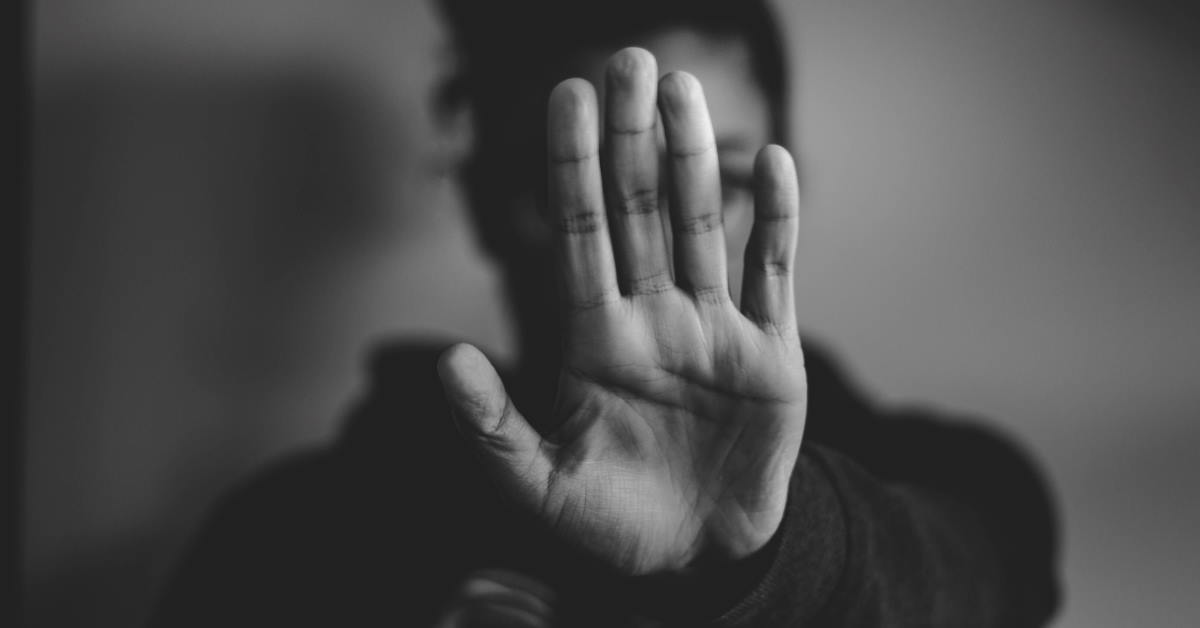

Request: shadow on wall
left=28, top=66, right=425, bottom=628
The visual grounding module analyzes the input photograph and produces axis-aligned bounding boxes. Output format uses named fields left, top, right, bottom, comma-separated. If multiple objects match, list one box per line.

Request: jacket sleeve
left=701, top=346, right=1062, bottom=628
left=145, top=342, right=535, bottom=628
left=145, top=452, right=340, bottom=628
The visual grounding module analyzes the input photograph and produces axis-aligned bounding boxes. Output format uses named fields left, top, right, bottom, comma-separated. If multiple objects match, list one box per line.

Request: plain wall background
left=27, top=1, right=1200, bottom=626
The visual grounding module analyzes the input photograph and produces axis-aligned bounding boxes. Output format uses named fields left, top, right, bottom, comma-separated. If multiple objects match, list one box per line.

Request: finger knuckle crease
left=691, top=286, right=728, bottom=305
left=678, top=212, right=722, bottom=235
left=755, top=213, right=797, bottom=224
left=749, top=259, right=791, bottom=276
left=558, top=212, right=604, bottom=234
left=609, top=123, right=656, bottom=137
left=552, top=150, right=597, bottom=165
left=669, top=143, right=714, bottom=159
left=628, top=272, right=674, bottom=295
left=617, top=188, right=658, bottom=215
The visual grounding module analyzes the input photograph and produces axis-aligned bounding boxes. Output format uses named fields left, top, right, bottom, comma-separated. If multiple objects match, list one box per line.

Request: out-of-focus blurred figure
left=148, top=1, right=1061, bottom=625
left=28, top=2, right=508, bottom=626
left=27, top=0, right=1200, bottom=627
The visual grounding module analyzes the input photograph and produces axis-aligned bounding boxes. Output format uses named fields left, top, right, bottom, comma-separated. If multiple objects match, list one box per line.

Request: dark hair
left=436, top=0, right=790, bottom=262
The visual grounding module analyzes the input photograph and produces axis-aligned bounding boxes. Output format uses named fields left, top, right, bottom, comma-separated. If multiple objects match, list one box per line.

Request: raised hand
left=437, top=48, right=807, bottom=577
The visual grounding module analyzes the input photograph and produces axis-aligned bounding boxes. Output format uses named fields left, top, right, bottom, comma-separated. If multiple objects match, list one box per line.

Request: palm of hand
left=438, top=48, right=807, bottom=577
left=546, top=293, right=806, bottom=574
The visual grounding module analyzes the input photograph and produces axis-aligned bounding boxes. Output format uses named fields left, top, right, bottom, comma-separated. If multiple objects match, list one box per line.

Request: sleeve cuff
left=705, top=446, right=848, bottom=628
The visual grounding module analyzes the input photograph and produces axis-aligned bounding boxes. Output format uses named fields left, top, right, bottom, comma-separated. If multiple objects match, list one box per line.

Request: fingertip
left=606, top=47, right=657, bottom=88
left=548, top=78, right=599, bottom=159
left=549, top=78, right=598, bottom=118
left=658, top=71, right=715, bottom=157
left=437, top=343, right=493, bottom=397
left=657, top=70, right=703, bottom=113
left=438, top=342, right=478, bottom=375
left=754, top=145, right=796, bottom=179
left=754, top=144, right=799, bottom=205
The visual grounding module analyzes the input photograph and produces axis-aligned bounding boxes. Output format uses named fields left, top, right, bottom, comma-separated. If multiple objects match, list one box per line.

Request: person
left=150, top=1, right=1061, bottom=626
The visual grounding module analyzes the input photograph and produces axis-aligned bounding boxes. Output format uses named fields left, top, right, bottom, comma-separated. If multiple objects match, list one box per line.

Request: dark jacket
left=150, top=338, right=1060, bottom=627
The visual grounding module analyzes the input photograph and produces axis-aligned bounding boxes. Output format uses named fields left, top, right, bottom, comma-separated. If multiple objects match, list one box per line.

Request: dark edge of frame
left=6, top=0, right=30, bottom=623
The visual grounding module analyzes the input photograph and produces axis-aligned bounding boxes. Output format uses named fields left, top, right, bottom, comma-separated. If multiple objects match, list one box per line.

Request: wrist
left=626, top=516, right=786, bottom=623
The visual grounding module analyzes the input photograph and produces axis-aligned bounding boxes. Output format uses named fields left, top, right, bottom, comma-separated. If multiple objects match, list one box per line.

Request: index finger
left=548, top=78, right=619, bottom=310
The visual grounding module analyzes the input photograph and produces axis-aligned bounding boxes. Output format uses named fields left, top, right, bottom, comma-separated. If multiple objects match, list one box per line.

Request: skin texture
left=538, top=30, right=774, bottom=303
left=437, top=47, right=807, bottom=578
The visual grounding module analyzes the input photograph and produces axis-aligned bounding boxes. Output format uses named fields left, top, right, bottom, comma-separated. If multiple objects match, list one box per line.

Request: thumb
left=437, top=343, right=551, bottom=504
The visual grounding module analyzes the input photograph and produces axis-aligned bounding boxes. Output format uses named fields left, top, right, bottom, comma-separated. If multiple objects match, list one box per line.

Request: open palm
left=438, top=48, right=807, bottom=577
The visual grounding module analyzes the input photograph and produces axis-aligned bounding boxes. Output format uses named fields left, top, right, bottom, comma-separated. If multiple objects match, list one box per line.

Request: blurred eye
left=720, top=168, right=754, bottom=207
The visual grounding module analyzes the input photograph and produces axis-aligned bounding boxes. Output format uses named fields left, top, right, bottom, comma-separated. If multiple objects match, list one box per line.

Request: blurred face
left=646, top=30, right=773, bottom=302
left=509, top=28, right=775, bottom=302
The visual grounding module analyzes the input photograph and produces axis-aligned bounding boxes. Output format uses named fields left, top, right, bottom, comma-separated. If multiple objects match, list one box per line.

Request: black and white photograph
left=17, top=1, right=1200, bottom=626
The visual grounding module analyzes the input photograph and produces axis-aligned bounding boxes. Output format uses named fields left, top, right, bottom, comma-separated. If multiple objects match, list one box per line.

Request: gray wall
left=28, top=0, right=1200, bottom=626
